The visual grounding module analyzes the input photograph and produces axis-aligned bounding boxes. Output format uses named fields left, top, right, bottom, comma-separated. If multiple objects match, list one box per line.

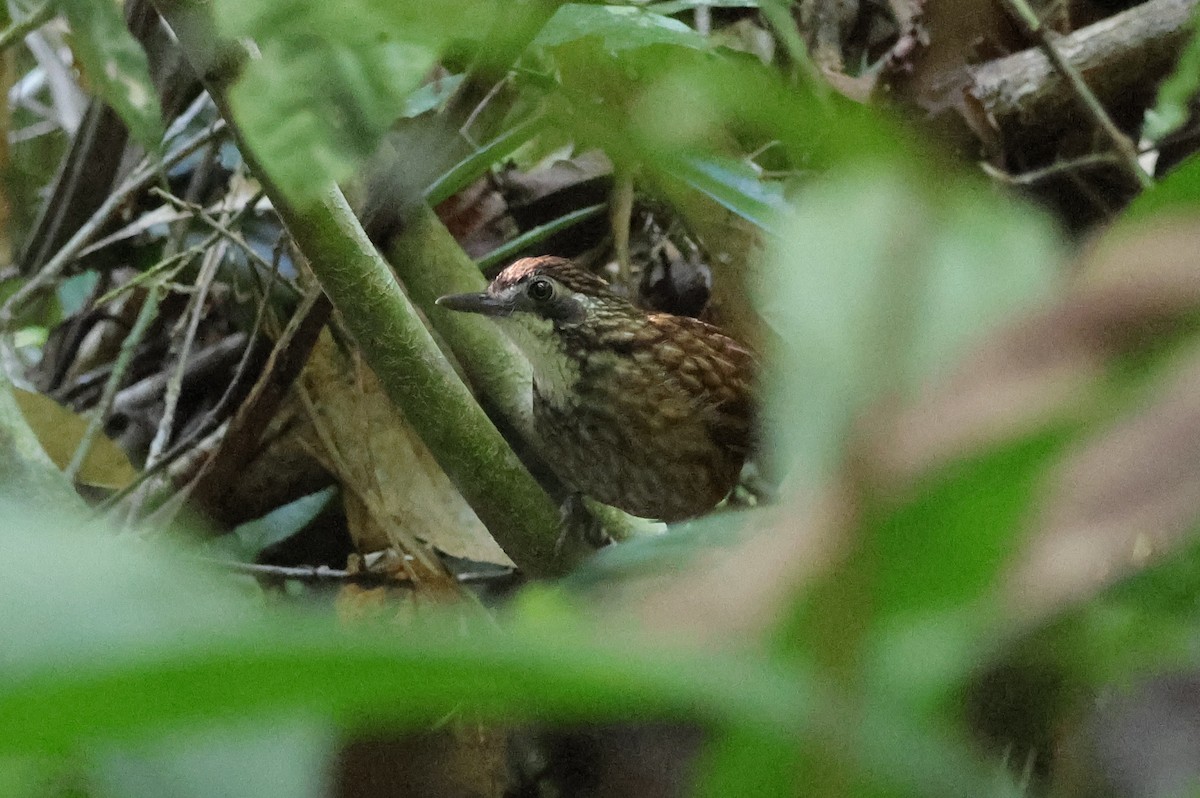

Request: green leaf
left=1143, top=5, right=1200, bottom=143
left=866, top=428, right=1073, bottom=620
left=401, top=74, right=463, bottom=118
left=696, top=728, right=801, bottom=798
left=56, top=271, right=98, bottom=317
left=665, top=153, right=787, bottom=232
left=58, top=0, right=163, bottom=149
left=535, top=4, right=709, bottom=53
left=215, top=487, right=338, bottom=562
left=1121, top=152, right=1200, bottom=224
left=850, top=425, right=1080, bottom=717
left=761, top=167, right=1062, bottom=488
left=475, top=204, right=605, bottom=271
left=214, top=0, right=486, bottom=201
left=229, top=38, right=438, bottom=201
left=423, top=117, right=543, bottom=207
left=0, top=494, right=1012, bottom=796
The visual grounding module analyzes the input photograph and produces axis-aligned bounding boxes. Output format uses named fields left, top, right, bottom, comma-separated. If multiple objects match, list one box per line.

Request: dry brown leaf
left=298, top=331, right=513, bottom=568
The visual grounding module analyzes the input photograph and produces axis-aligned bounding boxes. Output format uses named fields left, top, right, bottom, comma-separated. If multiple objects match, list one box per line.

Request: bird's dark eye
left=527, top=278, right=554, bottom=302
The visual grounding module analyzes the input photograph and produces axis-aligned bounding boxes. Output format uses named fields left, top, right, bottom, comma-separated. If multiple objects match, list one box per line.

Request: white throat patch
left=496, top=314, right=581, bottom=408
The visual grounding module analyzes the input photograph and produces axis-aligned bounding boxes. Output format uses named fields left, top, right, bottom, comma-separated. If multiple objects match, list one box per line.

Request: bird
left=436, top=256, right=755, bottom=522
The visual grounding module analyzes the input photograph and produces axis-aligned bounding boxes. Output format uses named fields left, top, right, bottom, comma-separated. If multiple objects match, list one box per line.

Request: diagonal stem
left=999, top=0, right=1154, bottom=190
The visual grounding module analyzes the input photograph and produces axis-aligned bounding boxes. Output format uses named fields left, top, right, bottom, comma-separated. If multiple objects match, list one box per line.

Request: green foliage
left=1123, top=152, right=1200, bottom=222
left=210, top=487, right=338, bottom=562
left=1143, top=4, right=1200, bottom=144
left=667, top=152, right=788, bottom=231
left=0, top=496, right=818, bottom=750
left=534, top=4, right=709, bottom=53
left=56, top=0, right=162, bottom=149
left=91, top=720, right=333, bottom=798
left=11, top=1, right=1200, bottom=796
left=763, top=168, right=1063, bottom=487
left=213, top=0, right=487, bottom=202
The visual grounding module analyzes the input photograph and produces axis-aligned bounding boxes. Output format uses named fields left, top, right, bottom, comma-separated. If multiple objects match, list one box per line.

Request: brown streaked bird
left=436, top=256, right=755, bottom=522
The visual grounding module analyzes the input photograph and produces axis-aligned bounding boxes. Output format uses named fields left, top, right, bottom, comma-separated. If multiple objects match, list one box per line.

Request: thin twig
left=0, top=1, right=55, bottom=55
left=980, top=152, right=1120, bottom=185
left=610, top=172, right=634, bottom=285
left=208, top=558, right=517, bottom=588
left=0, top=119, right=228, bottom=331
left=998, top=0, right=1154, bottom=189
left=458, top=74, right=510, bottom=145
left=124, top=240, right=227, bottom=524
left=149, top=186, right=275, bottom=273
left=120, top=155, right=235, bottom=524
left=95, top=283, right=303, bottom=517
left=64, top=284, right=163, bottom=483
left=93, top=242, right=209, bottom=307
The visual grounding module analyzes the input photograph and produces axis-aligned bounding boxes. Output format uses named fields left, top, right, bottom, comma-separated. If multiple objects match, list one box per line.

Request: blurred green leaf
left=866, top=428, right=1072, bottom=621
left=56, top=271, right=98, bottom=317
left=1041, top=532, right=1200, bottom=690
left=0, top=755, right=66, bottom=798
left=854, top=425, right=1078, bottom=716
left=0, top=497, right=815, bottom=754
left=401, top=74, right=463, bottom=118
left=58, top=0, right=163, bottom=149
left=762, top=167, right=1062, bottom=488
left=214, top=0, right=487, bottom=201
left=697, top=729, right=800, bottom=798
left=535, top=4, right=708, bottom=53
left=229, top=38, right=438, bottom=201
left=0, top=493, right=1000, bottom=795
left=756, top=167, right=1068, bottom=742
left=92, top=719, right=333, bottom=798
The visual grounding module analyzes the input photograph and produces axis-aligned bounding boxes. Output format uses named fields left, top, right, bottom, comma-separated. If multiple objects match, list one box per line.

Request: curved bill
left=435, top=292, right=510, bottom=316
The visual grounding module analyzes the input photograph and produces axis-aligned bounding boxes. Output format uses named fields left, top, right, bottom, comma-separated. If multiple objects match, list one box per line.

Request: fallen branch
left=997, top=0, right=1154, bottom=188
left=970, top=0, right=1197, bottom=144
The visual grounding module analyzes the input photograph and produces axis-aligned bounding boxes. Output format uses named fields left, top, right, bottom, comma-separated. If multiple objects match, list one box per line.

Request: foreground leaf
left=58, top=0, right=163, bottom=148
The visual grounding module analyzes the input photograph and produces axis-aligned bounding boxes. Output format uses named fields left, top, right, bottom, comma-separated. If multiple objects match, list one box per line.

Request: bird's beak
left=435, top=291, right=510, bottom=316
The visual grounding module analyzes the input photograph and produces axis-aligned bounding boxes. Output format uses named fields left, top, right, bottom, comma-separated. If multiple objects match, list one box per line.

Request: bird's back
left=534, top=312, right=755, bottom=521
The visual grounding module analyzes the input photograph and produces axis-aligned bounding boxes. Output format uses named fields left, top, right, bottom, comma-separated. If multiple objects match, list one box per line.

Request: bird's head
left=437, top=257, right=640, bottom=406
left=435, top=256, right=618, bottom=328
